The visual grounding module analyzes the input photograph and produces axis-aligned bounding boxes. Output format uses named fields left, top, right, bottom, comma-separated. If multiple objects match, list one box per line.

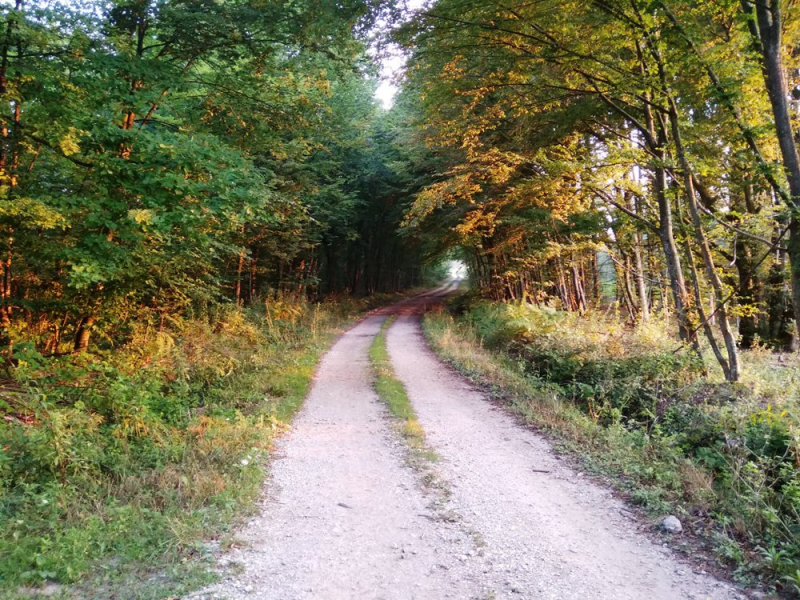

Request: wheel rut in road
left=191, top=304, right=479, bottom=600
left=192, top=287, right=743, bottom=600
left=387, top=313, right=740, bottom=600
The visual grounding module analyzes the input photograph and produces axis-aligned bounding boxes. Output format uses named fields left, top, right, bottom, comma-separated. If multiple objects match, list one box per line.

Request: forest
left=0, top=0, right=799, bottom=597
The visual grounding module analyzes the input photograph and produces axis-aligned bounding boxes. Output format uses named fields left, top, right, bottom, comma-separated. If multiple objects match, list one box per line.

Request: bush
left=0, top=298, right=366, bottom=595
left=428, top=298, right=800, bottom=593
left=461, top=301, right=704, bottom=424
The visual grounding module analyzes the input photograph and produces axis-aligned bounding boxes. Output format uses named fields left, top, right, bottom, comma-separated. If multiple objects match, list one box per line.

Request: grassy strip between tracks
left=369, top=317, right=439, bottom=467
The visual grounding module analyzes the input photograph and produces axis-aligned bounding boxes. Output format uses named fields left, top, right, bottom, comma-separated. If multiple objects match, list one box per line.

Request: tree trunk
left=619, top=256, right=638, bottom=322
left=250, top=250, right=258, bottom=301
left=655, top=164, right=692, bottom=341
left=0, top=3, right=21, bottom=359
left=682, top=237, right=721, bottom=378
left=744, top=0, right=800, bottom=345
left=632, top=236, right=649, bottom=322
left=668, top=100, right=740, bottom=380
left=643, top=96, right=693, bottom=340
left=74, top=316, right=95, bottom=353
left=235, top=250, right=245, bottom=307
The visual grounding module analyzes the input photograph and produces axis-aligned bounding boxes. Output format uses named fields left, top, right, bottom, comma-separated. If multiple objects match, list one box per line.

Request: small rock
left=661, top=515, right=683, bottom=534
left=17, top=583, right=61, bottom=598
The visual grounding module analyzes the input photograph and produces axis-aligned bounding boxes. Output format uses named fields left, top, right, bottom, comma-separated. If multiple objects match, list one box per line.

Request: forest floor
left=189, top=284, right=747, bottom=600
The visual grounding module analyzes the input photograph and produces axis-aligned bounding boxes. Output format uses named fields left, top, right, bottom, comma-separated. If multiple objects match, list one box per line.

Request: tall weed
left=425, top=299, right=800, bottom=593
left=0, top=297, right=375, bottom=596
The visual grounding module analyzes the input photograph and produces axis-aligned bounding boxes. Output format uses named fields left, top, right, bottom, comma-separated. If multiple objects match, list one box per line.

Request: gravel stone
left=662, top=516, right=684, bottom=534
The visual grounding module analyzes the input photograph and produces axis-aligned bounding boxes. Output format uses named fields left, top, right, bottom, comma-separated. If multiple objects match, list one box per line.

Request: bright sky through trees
left=374, top=0, right=426, bottom=108
left=2, top=1, right=800, bottom=595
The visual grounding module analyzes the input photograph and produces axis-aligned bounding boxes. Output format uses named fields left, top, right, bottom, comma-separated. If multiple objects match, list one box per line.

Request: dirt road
left=191, top=287, right=742, bottom=600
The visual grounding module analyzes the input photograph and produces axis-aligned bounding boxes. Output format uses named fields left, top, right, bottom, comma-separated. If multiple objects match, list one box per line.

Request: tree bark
left=235, top=250, right=245, bottom=307
left=73, top=316, right=95, bottom=353
left=668, top=99, right=740, bottom=380
left=628, top=189, right=650, bottom=322
left=0, top=2, right=21, bottom=360
left=743, top=0, right=800, bottom=345
left=642, top=97, right=693, bottom=341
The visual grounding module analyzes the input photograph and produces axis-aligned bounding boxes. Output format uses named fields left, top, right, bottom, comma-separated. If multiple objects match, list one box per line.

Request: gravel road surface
left=190, top=287, right=743, bottom=600
left=387, top=313, right=740, bottom=600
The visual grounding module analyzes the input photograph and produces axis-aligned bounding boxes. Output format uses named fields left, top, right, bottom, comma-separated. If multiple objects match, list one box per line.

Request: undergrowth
left=424, top=297, right=800, bottom=596
left=0, top=293, right=395, bottom=599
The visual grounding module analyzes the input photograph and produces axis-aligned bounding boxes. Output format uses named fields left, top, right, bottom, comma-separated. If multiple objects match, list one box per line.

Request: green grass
left=423, top=299, right=800, bottom=596
left=369, top=317, right=437, bottom=462
left=0, top=295, right=395, bottom=599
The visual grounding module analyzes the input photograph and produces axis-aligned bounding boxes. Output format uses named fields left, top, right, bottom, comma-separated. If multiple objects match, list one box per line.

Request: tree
left=395, top=0, right=800, bottom=379
left=0, top=0, right=424, bottom=357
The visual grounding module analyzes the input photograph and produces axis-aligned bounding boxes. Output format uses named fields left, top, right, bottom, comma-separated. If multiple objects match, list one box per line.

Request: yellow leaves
left=271, top=148, right=289, bottom=161
left=472, top=147, right=523, bottom=182
left=313, top=77, right=332, bottom=97
left=59, top=127, right=85, bottom=156
left=405, top=174, right=483, bottom=227
left=441, top=56, right=466, bottom=81
left=455, top=206, right=500, bottom=238
left=128, top=208, right=154, bottom=225
left=749, top=404, right=790, bottom=426
left=0, top=197, right=68, bottom=230
left=511, top=172, right=589, bottom=222
left=459, top=107, right=507, bottom=154
left=115, top=411, right=152, bottom=439
left=406, top=142, right=526, bottom=227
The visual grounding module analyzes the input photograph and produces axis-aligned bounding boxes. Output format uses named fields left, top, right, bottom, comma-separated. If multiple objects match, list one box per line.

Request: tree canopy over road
left=2, top=0, right=800, bottom=379
left=2, top=1, right=800, bottom=596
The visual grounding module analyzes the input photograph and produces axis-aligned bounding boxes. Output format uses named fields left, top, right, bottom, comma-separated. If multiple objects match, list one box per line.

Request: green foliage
left=425, top=299, right=800, bottom=593
left=395, top=0, right=800, bottom=369
left=462, top=301, right=704, bottom=425
left=0, top=0, right=426, bottom=365
left=0, top=299, right=371, bottom=596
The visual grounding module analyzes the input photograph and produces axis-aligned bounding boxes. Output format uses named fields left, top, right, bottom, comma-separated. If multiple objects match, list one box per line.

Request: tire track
left=190, top=308, right=482, bottom=600
left=385, top=313, right=742, bottom=600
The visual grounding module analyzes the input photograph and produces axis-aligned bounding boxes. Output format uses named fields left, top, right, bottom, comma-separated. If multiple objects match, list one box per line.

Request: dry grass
left=424, top=302, right=800, bottom=594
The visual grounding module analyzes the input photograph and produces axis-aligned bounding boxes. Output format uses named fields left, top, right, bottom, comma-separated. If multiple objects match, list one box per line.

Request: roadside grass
left=0, top=293, right=399, bottom=599
left=369, top=318, right=439, bottom=467
left=423, top=298, right=800, bottom=596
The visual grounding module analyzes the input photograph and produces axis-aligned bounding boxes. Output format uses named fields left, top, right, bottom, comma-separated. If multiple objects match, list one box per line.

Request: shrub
left=429, top=298, right=800, bottom=592
left=0, top=298, right=364, bottom=594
